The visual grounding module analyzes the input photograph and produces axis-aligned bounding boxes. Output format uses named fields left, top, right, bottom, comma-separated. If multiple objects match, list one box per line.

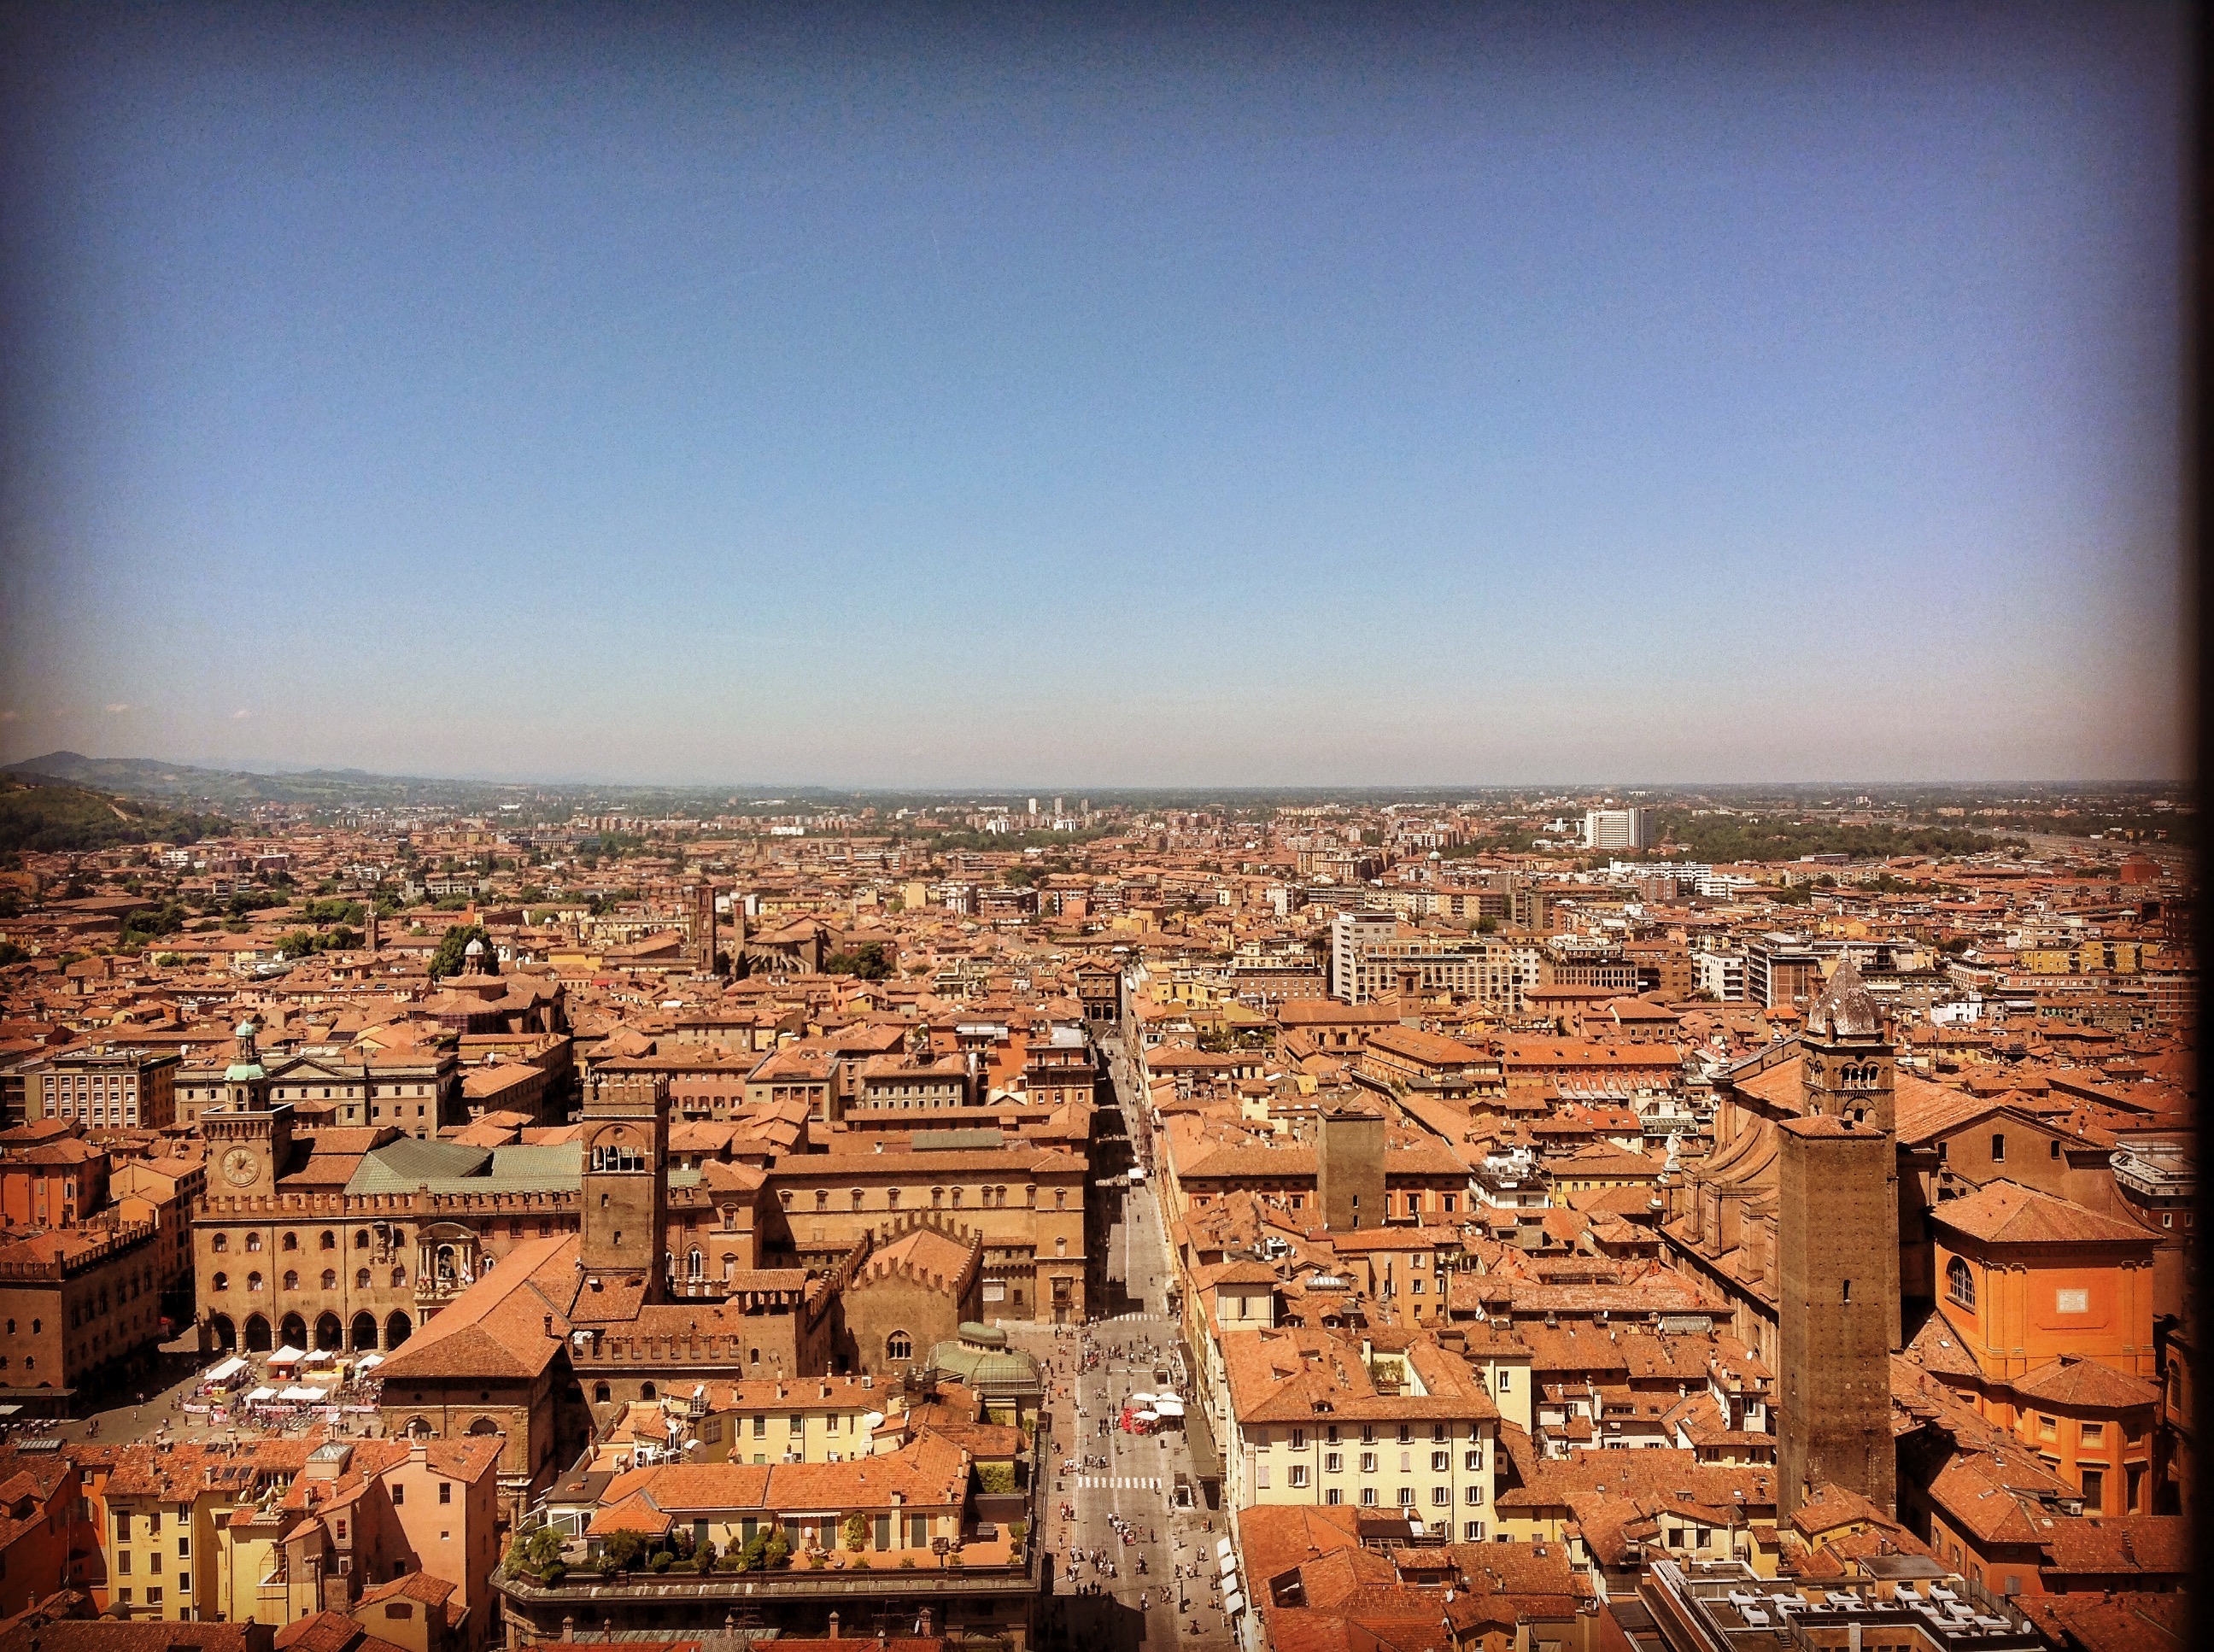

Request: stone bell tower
left=1777, top=958, right=1899, bottom=1518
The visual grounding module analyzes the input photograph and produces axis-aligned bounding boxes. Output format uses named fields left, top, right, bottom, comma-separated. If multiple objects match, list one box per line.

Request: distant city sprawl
left=0, top=766, right=2190, bottom=1652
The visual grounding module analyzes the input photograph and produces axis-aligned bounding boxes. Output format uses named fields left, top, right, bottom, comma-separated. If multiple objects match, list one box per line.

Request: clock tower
left=203, top=1018, right=292, bottom=1198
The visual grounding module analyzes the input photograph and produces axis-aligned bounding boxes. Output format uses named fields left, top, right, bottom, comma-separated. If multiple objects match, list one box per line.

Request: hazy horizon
left=0, top=746, right=2184, bottom=800
left=1, top=5, right=2189, bottom=788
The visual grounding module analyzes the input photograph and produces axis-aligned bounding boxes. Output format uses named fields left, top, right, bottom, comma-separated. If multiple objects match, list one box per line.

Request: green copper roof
left=927, top=1332, right=1040, bottom=1393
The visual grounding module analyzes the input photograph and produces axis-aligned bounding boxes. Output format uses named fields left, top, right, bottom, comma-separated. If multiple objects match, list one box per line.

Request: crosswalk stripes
left=1075, top=1475, right=1163, bottom=1491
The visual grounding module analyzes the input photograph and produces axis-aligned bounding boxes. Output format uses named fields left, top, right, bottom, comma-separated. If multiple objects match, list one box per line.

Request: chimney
left=829, top=1613, right=840, bottom=1640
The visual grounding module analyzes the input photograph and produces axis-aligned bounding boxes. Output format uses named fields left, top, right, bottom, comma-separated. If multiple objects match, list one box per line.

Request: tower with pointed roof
left=1777, top=958, right=1900, bottom=1519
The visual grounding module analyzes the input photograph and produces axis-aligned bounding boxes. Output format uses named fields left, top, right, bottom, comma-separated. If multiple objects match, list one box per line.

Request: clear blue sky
left=0, top=3, right=2188, bottom=787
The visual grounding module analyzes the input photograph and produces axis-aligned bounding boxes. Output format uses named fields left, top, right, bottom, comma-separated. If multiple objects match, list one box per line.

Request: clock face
left=221, top=1146, right=259, bottom=1187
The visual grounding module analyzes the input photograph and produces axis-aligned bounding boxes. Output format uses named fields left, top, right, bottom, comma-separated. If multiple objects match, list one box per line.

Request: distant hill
left=0, top=752, right=852, bottom=815
left=0, top=773, right=232, bottom=855
left=3, top=751, right=477, bottom=810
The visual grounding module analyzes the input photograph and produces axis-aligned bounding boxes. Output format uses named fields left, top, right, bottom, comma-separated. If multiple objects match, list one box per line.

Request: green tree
left=763, top=1528, right=791, bottom=1569
left=597, top=1530, right=643, bottom=1574
left=844, top=1510, right=869, bottom=1551
left=506, top=1525, right=566, bottom=1584
left=823, top=942, right=893, bottom=981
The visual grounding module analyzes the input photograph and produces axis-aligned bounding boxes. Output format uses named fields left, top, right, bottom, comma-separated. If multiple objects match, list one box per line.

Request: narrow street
left=1001, top=1023, right=1238, bottom=1652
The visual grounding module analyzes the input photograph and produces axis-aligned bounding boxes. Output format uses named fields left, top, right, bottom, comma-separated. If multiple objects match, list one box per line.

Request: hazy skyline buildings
left=0, top=4, right=2189, bottom=788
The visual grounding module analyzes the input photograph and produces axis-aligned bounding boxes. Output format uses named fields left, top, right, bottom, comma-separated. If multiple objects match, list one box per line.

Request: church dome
left=1806, top=957, right=1881, bottom=1039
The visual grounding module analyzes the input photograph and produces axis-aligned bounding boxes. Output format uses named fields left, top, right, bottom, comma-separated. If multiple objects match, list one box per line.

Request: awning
left=267, top=1346, right=306, bottom=1365
left=245, top=1386, right=278, bottom=1402
left=1153, top=1397, right=1185, bottom=1417
left=280, top=1385, right=328, bottom=1402
left=355, top=1352, right=384, bottom=1370
left=1134, top=1410, right=1159, bottom=1424
left=1224, top=1590, right=1245, bottom=1617
left=1128, top=1392, right=1157, bottom=1405
left=302, top=1350, right=333, bottom=1364
left=204, top=1356, right=248, bottom=1382
left=1183, top=1396, right=1224, bottom=1483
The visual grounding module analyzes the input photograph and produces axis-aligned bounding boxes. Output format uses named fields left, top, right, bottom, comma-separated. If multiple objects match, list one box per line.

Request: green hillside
left=0, top=776, right=232, bottom=855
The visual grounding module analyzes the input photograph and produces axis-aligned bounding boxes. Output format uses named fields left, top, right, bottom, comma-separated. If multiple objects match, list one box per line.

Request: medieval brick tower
left=579, top=1072, right=671, bottom=1299
left=690, top=884, right=717, bottom=976
left=1777, top=958, right=1899, bottom=1518
left=1316, top=1101, right=1386, bottom=1232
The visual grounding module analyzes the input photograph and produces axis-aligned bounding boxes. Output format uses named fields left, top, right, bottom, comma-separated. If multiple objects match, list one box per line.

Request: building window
left=283, top=1270, right=299, bottom=1291
left=321, top=1270, right=337, bottom=1290
left=1990, top=1132, right=2006, bottom=1163
left=1324, top=1453, right=1342, bottom=1473
left=356, top=1269, right=371, bottom=1289
left=887, top=1331, right=913, bottom=1362
left=1431, top=1451, right=1449, bottom=1473
left=1359, top=1452, right=1376, bottom=1474
left=1288, top=1466, right=1309, bottom=1487
left=1946, top=1257, right=1976, bottom=1310
left=1431, top=1486, right=1450, bottom=1506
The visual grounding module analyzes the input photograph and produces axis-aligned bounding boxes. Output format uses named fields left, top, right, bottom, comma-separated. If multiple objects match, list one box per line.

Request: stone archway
left=314, top=1313, right=343, bottom=1350
left=208, top=1315, right=237, bottom=1352
left=385, top=1310, right=413, bottom=1349
left=278, top=1313, right=308, bottom=1350
left=244, top=1314, right=272, bottom=1351
left=350, top=1312, right=378, bottom=1351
